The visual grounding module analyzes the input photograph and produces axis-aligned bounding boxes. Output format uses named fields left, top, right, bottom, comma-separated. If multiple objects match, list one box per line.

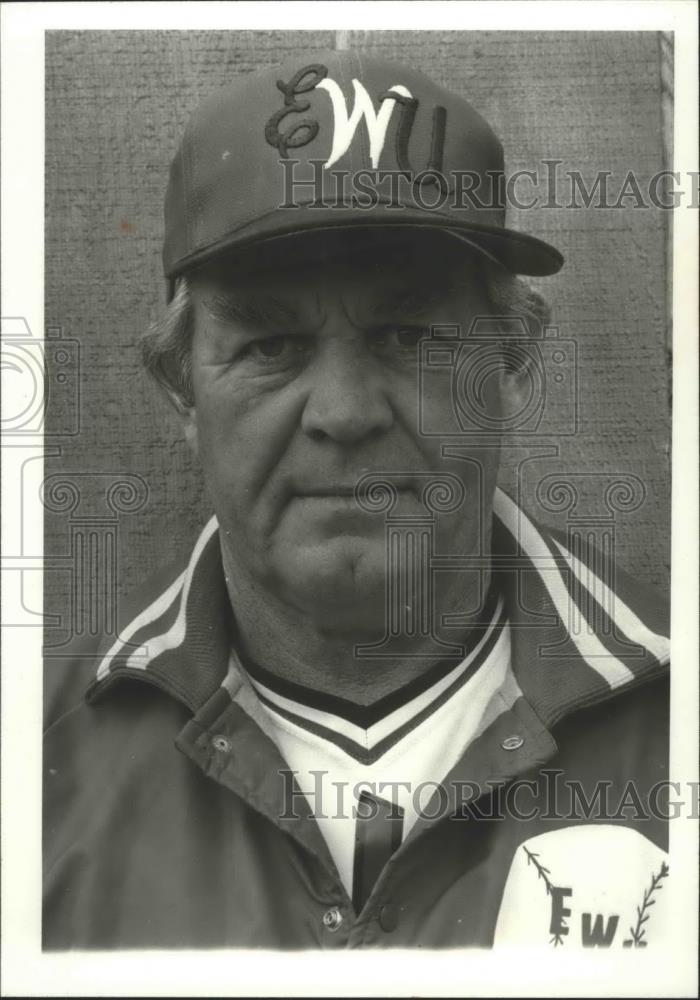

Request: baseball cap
left=162, top=50, right=563, bottom=292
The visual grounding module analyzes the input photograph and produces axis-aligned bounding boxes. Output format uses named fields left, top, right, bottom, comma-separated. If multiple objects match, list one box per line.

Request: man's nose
left=300, top=338, right=394, bottom=445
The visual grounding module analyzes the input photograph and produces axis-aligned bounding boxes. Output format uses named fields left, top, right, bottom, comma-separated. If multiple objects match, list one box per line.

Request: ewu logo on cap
left=162, top=51, right=565, bottom=286
left=264, top=63, right=446, bottom=175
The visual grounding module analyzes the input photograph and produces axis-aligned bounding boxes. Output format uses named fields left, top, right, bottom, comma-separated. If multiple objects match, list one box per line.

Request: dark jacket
left=43, top=489, right=670, bottom=950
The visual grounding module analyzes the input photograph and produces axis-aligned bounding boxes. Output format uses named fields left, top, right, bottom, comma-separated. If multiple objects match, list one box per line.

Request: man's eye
left=395, top=326, right=428, bottom=348
left=370, top=325, right=429, bottom=352
left=252, top=336, right=286, bottom=359
left=245, top=335, right=311, bottom=363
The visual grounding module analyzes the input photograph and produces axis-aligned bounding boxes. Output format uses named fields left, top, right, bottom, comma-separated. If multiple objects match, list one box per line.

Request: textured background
left=44, top=30, right=672, bottom=645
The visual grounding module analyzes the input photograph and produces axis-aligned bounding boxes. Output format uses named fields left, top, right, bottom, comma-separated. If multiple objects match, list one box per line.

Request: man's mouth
left=295, top=485, right=359, bottom=498
left=293, top=484, right=418, bottom=500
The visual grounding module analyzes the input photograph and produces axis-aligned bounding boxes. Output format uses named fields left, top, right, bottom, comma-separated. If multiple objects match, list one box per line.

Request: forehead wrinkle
left=343, top=276, right=465, bottom=327
left=203, top=289, right=324, bottom=331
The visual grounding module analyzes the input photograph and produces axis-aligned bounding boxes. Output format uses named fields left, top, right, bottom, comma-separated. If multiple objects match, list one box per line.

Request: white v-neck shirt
left=240, top=601, right=517, bottom=899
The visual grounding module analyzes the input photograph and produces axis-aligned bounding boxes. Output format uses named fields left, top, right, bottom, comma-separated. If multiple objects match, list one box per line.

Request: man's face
left=185, top=231, right=506, bottom=637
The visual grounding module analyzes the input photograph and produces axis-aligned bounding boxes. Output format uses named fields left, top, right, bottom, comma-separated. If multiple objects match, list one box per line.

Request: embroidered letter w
left=317, top=78, right=412, bottom=170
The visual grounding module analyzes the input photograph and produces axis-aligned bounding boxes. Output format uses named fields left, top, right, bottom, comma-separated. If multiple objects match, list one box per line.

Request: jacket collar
left=86, top=487, right=669, bottom=728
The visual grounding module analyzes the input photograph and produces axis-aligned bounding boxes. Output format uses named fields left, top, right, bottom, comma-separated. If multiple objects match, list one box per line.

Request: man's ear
left=176, top=402, right=199, bottom=458
left=497, top=343, right=539, bottom=417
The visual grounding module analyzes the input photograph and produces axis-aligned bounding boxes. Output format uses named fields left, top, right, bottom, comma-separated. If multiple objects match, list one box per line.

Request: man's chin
left=270, top=537, right=389, bottom=635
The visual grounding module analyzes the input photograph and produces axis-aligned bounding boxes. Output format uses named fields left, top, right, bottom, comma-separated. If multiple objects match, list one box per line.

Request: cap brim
left=441, top=224, right=564, bottom=276
left=167, top=209, right=563, bottom=297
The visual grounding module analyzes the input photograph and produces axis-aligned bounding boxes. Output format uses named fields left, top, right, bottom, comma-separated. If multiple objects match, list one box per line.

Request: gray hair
left=141, top=278, right=194, bottom=412
left=142, top=258, right=551, bottom=411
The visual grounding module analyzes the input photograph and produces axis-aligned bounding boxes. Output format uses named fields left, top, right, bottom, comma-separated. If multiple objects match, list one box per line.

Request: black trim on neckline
left=239, top=579, right=504, bottom=729
left=255, top=618, right=506, bottom=764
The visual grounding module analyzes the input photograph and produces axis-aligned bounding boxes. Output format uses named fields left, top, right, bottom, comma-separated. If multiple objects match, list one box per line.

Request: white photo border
left=2, top=2, right=697, bottom=996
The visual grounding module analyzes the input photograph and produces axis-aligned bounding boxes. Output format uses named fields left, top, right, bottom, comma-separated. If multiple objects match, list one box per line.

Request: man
left=44, top=50, right=670, bottom=950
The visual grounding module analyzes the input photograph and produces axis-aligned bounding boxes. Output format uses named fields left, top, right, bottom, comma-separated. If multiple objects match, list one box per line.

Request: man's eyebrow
left=368, top=279, right=461, bottom=320
left=202, top=291, right=303, bottom=329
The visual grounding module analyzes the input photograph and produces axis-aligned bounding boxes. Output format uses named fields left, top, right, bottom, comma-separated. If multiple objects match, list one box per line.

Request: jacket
left=43, top=488, right=670, bottom=950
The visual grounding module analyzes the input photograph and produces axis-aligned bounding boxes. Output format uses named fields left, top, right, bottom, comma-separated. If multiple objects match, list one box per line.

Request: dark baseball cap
left=162, top=50, right=563, bottom=291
